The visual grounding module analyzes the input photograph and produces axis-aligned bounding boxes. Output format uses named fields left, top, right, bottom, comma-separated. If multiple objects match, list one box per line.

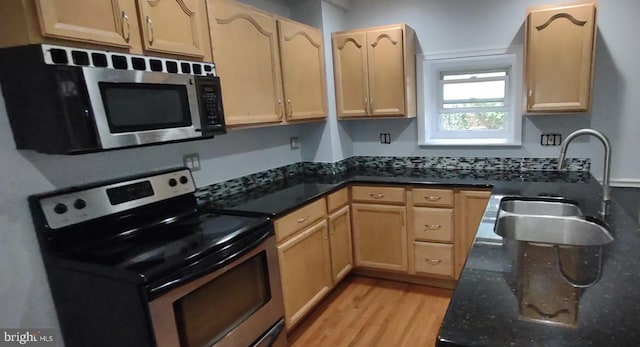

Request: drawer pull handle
left=425, top=196, right=441, bottom=201
left=424, top=224, right=442, bottom=230
left=370, top=193, right=385, bottom=199
left=296, top=216, right=309, bottom=223
left=425, top=258, right=442, bottom=265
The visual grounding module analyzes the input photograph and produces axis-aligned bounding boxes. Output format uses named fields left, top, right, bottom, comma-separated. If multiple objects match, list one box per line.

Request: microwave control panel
left=196, top=76, right=225, bottom=134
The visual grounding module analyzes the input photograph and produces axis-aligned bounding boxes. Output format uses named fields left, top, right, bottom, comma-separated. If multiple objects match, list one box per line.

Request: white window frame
left=417, top=47, right=523, bottom=146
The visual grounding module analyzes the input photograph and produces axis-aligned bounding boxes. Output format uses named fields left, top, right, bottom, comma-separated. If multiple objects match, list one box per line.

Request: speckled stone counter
left=203, top=166, right=640, bottom=347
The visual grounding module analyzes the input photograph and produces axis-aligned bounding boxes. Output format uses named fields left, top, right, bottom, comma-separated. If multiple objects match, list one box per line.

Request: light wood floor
left=288, top=275, right=453, bottom=347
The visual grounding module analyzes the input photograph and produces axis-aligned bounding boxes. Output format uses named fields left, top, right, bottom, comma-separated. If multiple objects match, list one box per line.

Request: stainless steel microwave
left=0, top=45, right=225, bottom=154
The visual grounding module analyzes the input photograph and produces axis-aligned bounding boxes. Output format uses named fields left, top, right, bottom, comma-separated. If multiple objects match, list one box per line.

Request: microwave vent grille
left=40, top=44, right=216, bottom=77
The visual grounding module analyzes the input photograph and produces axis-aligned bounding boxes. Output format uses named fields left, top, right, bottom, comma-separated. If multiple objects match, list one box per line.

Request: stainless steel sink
left=494, top=198, right=613, bottom=246
left=500, top=199, right=583, bottom=217
left=494, top=215, right=613, bottom=246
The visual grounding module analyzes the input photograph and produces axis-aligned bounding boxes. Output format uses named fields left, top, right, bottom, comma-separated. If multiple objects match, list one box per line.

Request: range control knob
left=54, top=203, right=68, bottom=214
left=179, top=176, right=188, bottom=184
left=169, top=178, right=178, bottom=187
left=73, top=199, right=87, bottom=210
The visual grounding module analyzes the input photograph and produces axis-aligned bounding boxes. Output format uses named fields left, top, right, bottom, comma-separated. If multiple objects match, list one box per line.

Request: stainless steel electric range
left=29, top=168, right=286, bottom=347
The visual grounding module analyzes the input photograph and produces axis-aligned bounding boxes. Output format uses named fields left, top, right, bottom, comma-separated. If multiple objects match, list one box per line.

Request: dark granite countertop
left=205, top=167, right=640, bottom=346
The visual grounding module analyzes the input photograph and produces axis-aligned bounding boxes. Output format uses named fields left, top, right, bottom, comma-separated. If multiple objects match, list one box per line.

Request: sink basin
left=500, top=199, right=583, bottom=217
left=494, top=215, right=613, bottom=246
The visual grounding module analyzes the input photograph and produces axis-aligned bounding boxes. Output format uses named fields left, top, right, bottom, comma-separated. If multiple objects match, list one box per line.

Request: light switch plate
left=290, top=137, right=300, bottom=150
left=183, top=153, right=201, bottom=171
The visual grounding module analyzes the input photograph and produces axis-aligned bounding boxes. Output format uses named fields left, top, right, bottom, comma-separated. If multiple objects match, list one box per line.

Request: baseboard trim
left=353, top=268, right=457, bottom=290
left=611, top=179, right=640, bottom=188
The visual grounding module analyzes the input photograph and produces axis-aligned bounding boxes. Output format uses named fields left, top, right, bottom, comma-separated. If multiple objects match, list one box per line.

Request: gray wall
left=340, top=0, right=640, bottom=184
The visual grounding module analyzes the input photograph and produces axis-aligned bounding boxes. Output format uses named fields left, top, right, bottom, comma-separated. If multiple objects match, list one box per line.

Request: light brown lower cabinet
left=328, top=205, right=353, bottom=283
left=454, top=190, right=492, bottom=278
left=277, top=219, right=332, bottom=329
left=274, top=185, right=490, bottom=331
left=351, top=203, right=407, bottom=272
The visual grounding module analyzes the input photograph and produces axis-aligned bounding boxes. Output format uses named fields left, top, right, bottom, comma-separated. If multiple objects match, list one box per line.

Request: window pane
left=442, top=71, right=507, bottom=80
left=440, top=112, right=507, bottom=131
left=443, top=80, right=505, bottom=101
left=443, top=101, right=505, bottom=109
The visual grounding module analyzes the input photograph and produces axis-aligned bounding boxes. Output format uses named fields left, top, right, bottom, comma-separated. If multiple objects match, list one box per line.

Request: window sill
left=419, top=138, right=522, bottom=147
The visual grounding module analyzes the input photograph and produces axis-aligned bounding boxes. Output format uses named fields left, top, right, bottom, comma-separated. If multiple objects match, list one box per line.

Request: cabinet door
left=35, top=0, right=135, bottom=48
left=209, top=0, right=284, bottom=125
left=328, top=205, right=353, bottom=284
left=278, top=19, right=327, bottom=121
left=137, top=0, right=206, bottom=57
left=277, top=220, right=332, bottom=329
left=454, top=190, right=491, bottom=278
left=332, top=31, right=369, bottom=118
left=526, top=3, right=596, bottom=112
left=366, top=27, right=405, bottom=116
left=351, top=203, right=407, bottom=272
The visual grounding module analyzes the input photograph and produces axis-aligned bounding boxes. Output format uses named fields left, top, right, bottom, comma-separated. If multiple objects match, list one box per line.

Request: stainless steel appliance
left=29, top=168, right=286, bottom=347
left=0, top=44, right=225, bottom=154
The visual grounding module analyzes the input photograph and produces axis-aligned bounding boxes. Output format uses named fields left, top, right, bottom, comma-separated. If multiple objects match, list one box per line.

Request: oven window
left=99, top=83, right=192, bottom=133
left=174, top=252, right=271, bottom=347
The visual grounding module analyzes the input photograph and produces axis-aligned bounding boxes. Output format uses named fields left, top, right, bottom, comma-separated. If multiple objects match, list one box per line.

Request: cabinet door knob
left=121, top=11, right=130, bottom=43
left=424, top=224, right=442, bottom=230
left=425, top=196, right=441, bottom=201
left=278, top=99, right=284, bottom=120
left=296, top=216, right=308, bottom=223
left=146, top=16, right=154, bottom=45
left=369, top=193, right=384, bottom=199
left=425, top=258, right=442, bottom=265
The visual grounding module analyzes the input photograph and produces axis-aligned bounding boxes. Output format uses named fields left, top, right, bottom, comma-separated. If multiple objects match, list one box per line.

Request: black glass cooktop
left=63, top=212, right=270, bottom=281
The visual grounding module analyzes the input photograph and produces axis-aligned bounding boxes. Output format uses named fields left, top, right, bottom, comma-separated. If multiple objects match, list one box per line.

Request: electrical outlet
left=183, top=153, right=201, bottom=171
left=540, top=133, right=562, bottom=146
left=379, top=133, right=391, bottom=144
left=290, top=137, right=300, bottom=150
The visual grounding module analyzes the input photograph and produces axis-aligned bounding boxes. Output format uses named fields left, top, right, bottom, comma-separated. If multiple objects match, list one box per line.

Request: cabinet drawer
left=351, top=186, right=405, bottom=204
left=413, top=207, right=453, bottom=243
left=327, top=188, right=349, bottom=212
left=412, top=188, right=453, bottom=207
left=275, top=198, right=327, bottom=242
left=414, top=242, right=454, bottom=278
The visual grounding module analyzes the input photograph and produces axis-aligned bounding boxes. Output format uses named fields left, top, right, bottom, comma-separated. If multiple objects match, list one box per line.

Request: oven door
left=148, top=234, right=285, bottom=347
left=82, top=67, right=204, bottom=149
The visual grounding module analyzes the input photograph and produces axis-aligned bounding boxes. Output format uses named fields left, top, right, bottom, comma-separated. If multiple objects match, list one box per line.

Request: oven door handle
left=148, top=228, right=273, bottom=296
left=253, top=319, right=285, bottom=347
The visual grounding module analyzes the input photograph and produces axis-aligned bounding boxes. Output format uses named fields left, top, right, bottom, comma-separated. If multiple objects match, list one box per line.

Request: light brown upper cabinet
left=332, top=24, right=416, bottom=119
left=35, top=0, right=138, bottom=49
left=137, top=0, right=210, bottom=59
left=278, top=18, right=327, bottom=121
left=0, top=0, right=142, bottom=53
left=0, top=0, right=212, bottom=60
left=208, top=0, right=327, bottom=127
left=525, top=3, right=597, bottom=113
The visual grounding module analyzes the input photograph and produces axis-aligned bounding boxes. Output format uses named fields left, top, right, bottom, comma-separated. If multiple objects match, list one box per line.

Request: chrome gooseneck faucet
left=558, top=128, right=612, bottom=202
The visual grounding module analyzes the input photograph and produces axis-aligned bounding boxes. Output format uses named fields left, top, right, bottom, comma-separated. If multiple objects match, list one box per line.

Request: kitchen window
left=417, top=48, right=523, bottom=146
